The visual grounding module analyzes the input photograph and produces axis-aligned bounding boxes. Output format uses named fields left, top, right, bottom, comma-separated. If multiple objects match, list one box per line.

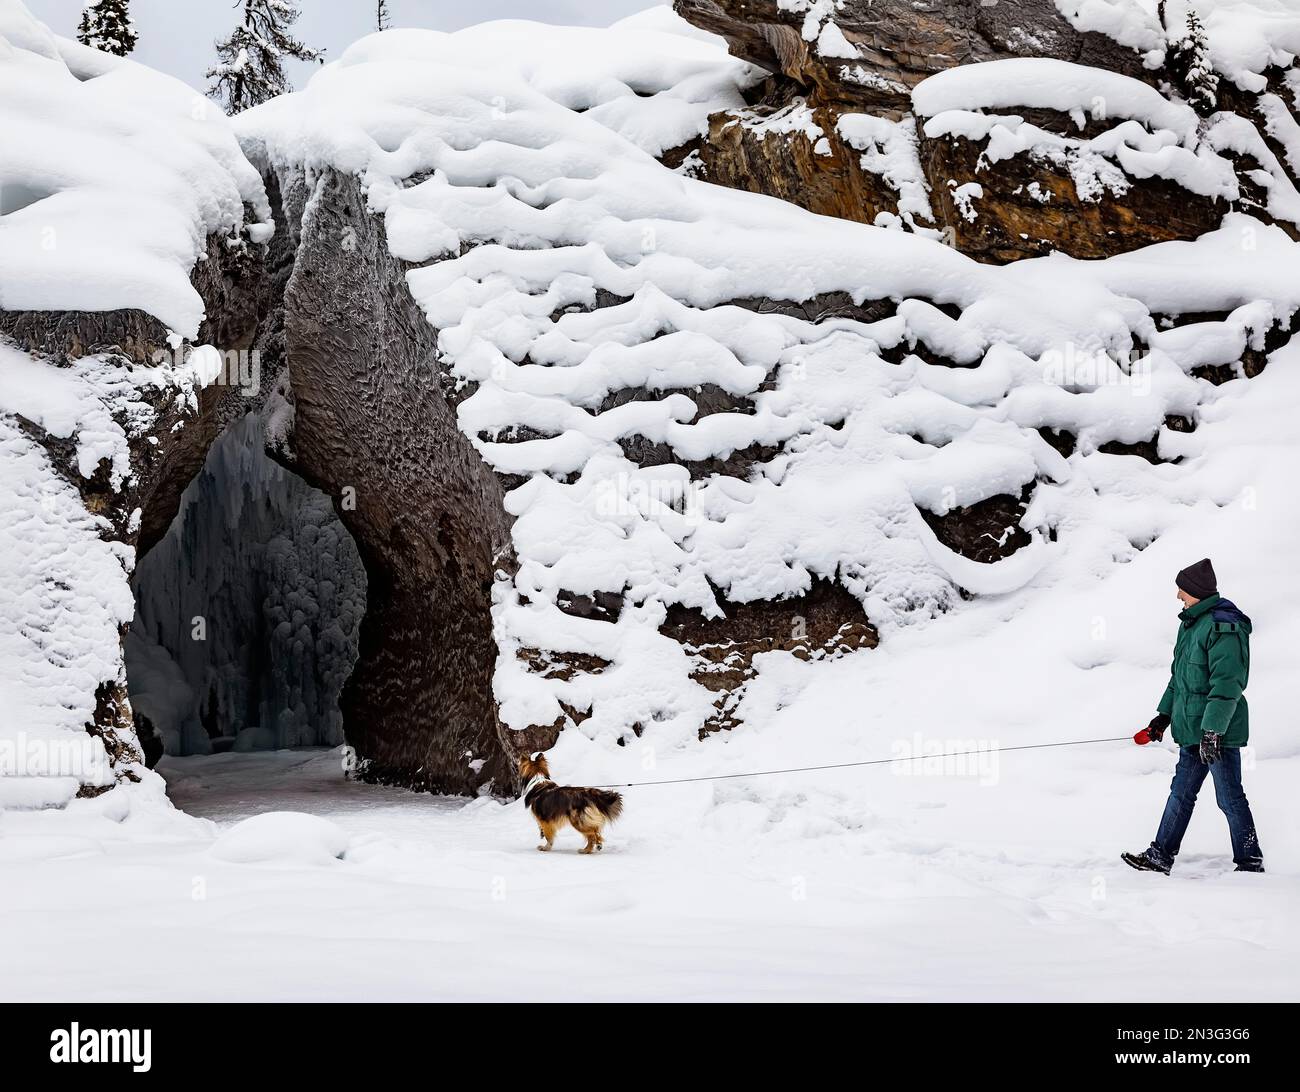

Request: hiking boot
left=1234, top=861, right=1265, bottom=873
left=1122, top=849, right=1171, bottom=874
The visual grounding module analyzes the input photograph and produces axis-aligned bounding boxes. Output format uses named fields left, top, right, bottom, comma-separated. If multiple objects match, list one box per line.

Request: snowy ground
left=3, top=0, right=1299, bottom=1003
left=0, top=737, right=1294, bottom=1002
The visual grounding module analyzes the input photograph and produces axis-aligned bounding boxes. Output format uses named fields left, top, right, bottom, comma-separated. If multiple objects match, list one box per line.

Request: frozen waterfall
left=126, top=415, right=366, bottom=755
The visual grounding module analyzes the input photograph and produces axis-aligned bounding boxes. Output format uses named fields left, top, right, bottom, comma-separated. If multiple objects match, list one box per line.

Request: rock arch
left=268, top=168, right=518, bottom=795
left=6, top=167, right=523, bottom=799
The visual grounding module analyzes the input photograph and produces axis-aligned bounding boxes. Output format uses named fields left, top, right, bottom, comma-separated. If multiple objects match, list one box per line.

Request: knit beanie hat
left=1176, top=558, right=1217, bottom=600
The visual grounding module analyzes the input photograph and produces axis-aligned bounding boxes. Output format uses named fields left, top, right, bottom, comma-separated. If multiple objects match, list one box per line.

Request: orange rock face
left=676, top=0, right=1299, bottom=262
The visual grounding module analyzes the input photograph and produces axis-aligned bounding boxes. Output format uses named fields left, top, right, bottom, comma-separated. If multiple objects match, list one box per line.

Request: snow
left=0, top=0, right=271, bottom=337
left=842, top=65, right=907, bottom=94
left=1, top=717, right=1296, bottom=999
left=923, top=106, right=1244, bottom=205
left=915, top=55, right=1300, bottom=223
left=836, top=113, right=935, bottom=225
left=950, top=180, right=984, bottom=222
left=816, top=19, right=860, bottom=60
left=1054, top=0, right=1300, bottom=92
left=209, top=810, right=350, bottom=865
left=1257, top=92, right=1300, bottom=178
left=779, top=0, right=848, bottom=50
left=914, top=57, right=1202, bottom=143
left=1204, top=111, right=1300, bottom=226
left=0, top=337, right=228, bottom=805
left=2, top=1, right=1300, bottom=1001
left=726, top=99, right=826, bottom=144
left=252, top=14, right=760, bottom=164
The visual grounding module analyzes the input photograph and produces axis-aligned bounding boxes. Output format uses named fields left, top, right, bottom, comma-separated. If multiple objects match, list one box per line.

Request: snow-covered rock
left=0, top=0, right=270, bottom=808
left=233, top=11, right=1300, bottom=786
left=678, top=0, right=1300, bottom=260
left=0, top=0, right=270, bottom=335
left=209, top=811, right=349, bottom=865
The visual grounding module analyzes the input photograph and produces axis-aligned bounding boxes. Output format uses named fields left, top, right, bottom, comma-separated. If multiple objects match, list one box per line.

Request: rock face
left=663, top=580, right=879, bottom=736
left=270, top=168, right=519, bottom=795
left=676, top=0, right=1145, bottom=103
left=917, top=132, right=1225, bottom=262
left=0, top=237, right=266, bottom=550
left=676, top=0, right=1300, bottom=260
left=694, top=100, right=912, bottom=226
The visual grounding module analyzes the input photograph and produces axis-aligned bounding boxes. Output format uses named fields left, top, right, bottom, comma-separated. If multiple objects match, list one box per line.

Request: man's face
left=1177, top=587, right=1198, bottom=609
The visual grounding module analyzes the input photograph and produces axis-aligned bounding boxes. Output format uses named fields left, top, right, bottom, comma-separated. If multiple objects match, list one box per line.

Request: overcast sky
left=26, top=1, right=660, bottom=92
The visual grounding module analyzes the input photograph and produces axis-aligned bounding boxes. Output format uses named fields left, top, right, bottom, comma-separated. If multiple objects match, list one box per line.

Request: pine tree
left=206, top=0, right=322, bottom=115
left=76, top=0, right=138, bottom=57
left=1160, top=3, right=1219, bottom=115
left=376, top=1, right=391, bottom=32
left=1173, top=9, right=1219, bottom=114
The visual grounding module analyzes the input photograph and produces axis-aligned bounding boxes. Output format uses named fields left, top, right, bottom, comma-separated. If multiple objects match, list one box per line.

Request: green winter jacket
left=1156, top=593, right=1252, bottom=747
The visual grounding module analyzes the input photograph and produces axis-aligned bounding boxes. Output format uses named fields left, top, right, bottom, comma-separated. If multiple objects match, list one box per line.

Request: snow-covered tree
left=75, top=0, right=137, bottom=57
left=206, top=0, right=322, bottom=115
left=1160, top=4, right=1219, bottom=115
left=376, top=1, right=391, bottom=32
left=1172, top=9, right=1219, bottom=114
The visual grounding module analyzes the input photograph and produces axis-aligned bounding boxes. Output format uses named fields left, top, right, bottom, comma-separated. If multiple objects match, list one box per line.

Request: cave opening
left=116, top=168, right=520, bottom=799
left=125, top=414, right=366, bottom=762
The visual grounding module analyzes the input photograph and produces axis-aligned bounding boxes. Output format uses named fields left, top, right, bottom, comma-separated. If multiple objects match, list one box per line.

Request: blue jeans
left=1149, top=746, right=1263, bottom=869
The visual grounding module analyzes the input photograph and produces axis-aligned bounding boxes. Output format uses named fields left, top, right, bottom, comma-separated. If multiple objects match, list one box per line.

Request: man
left=1123, top=558, right=1264, bottom=874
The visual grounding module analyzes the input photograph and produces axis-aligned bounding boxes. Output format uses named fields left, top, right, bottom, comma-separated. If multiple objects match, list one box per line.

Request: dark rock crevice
left=919, top=488, right=1034, bottom=565
left=662, top=579, right=879, bottom=736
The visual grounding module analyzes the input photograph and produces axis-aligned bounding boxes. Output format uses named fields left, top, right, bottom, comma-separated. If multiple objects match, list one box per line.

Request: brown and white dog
left=520, top=753, right=623, bottom=853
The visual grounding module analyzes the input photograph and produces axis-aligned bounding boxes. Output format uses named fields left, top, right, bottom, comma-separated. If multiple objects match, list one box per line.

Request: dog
left=520, top=753, right=623, bottom=853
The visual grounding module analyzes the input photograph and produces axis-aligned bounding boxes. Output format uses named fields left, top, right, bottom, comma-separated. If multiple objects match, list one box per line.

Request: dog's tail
left=588, top=788, right=623, bottom=823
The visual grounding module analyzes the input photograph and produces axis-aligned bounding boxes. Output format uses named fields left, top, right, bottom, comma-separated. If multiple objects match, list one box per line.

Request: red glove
left=1134, top=714, right=1171, bottom=745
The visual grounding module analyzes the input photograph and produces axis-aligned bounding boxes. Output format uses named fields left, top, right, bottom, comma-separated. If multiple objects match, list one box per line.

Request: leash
left=593, top=736, right=1132, bottom=789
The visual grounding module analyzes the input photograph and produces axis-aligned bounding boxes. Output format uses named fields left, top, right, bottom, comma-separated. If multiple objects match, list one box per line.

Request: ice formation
left=128, top=416, right=365, bottom=756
